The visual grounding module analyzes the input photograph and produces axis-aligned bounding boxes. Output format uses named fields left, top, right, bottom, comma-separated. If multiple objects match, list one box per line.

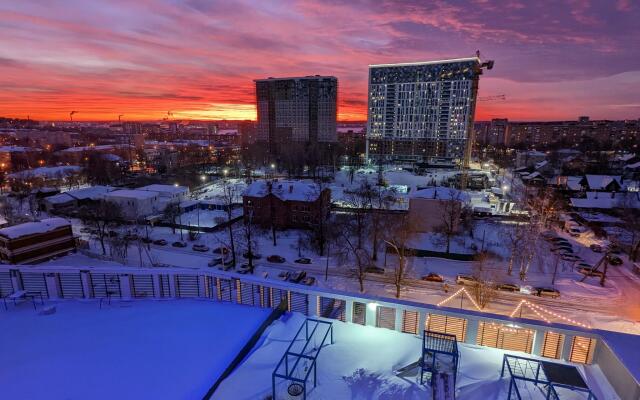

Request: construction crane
left=478, top=94, right=506, bottom=102
left=69, top=111, right=78, bottom=122
left=460, top=51, right=496, bottom=190
left=118, top=114, right=124, bottom=123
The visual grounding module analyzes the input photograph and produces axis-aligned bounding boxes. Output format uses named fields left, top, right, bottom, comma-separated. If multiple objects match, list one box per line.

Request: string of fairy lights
left=436, top=288, right=591, bottom=329
left=509, top=299, right=592, bottom=329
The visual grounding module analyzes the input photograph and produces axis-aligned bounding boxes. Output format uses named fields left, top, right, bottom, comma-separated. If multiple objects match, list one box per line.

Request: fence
left=0, top=264, right=638, bottom=399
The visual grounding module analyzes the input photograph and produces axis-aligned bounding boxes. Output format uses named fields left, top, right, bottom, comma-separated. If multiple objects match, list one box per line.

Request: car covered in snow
left=172, top=241, right=187, bottom=248
left=496, top=283, right=519, bottom=292
left=456, top=275, right=478, bottom=286
left=288, top=271, right=307, bottom=283
left=153, top=239, right=168, bottom=246
left=295, top=257, right=312, bottom=264
left=192, top=244, right=209, bottom=252
left=303, top=276, right=316, bottom=286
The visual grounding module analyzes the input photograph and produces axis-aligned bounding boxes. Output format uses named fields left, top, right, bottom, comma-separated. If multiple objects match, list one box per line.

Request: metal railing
left=0, top=263, right=638, bottom=399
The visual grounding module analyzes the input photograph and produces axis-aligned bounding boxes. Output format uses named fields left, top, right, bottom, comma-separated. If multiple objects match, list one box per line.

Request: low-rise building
left=42, top=185, right=115, bottom=213
left=0, top=218, right=76, bottom=264
left=104, top=189, right=160, bottom=220
left=242, top=180, right=330, bottom=229
left=138, top=184, right=189, bottom=204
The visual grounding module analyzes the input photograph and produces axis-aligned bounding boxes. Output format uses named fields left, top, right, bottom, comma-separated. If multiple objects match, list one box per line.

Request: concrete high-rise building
left=366, top=57, right=490, bottom=165
left=255, top=76, right=337, bottom=159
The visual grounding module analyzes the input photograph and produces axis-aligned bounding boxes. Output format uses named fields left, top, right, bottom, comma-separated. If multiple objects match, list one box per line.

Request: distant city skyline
left=1, top=0, right=639, bottom=122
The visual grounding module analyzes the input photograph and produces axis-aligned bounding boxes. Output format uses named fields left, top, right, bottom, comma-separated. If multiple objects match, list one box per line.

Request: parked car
left=237, top=264, right=251, bottom=274
left=552, top=246, right=573, bottom=254
left=192, top=244, right=210, bottom=252
left=124, top=233, right=139, bottom=241
left=172, top=241, right=187, bottom=248
left=289, top=271, right=307, bottom=283
left=213, top=247, right=229, bottom=254
left=534, top=287, right=560, bottom=298
left=578, top=266, right=604, bottom=278
left=549, top=237, right=570, bottom=243
left=303, top=276, right=316, bottom=286
left=243, top=252, right=262, bottom=260
left=267, top=255, right=286, bottom=263
left=365, top=266, right=385, bottom=274
left=278, top=271, right=290, bottom=281
left=421, top=273, right=444, bottom=283
left=590, top=244, right=604, bottom=253
left=541, top=231, right=557, bottom=239
left=497, top=283, right=519, bottom=292
left=456, top=275, right=478, bottom=286
left=607, top=255, right=623, bottom=266
left=208, top=258, right=224, bottom=267
left=561, top=254, right=582, bottom=262
left=141, top=237, right=153, bottom=244
left=607, top=244, right=622, bottom=254
left=153, top=239, right=168, bottom=246
left=295, top=257, right=312, bottom=264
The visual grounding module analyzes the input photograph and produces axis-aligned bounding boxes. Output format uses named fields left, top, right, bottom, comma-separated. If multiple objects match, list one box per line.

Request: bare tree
left=238, top=210, right=260, bottom=273
left=79, top=201, right=123, bottom=255
left=384, top=214, right=415, bottom=298
left=620, top=196, right=640, bottom=261
left=470, top=251, right=498, bottom=309
left=434, top=189, right=468, bottom=254
left=370, top=186, right=397, bottom=261
left=216, top=179, right=238, bottom=267
left=163, top=202, right=181, bottom=235
left=501, top=223, right=527, bottom=275
left=331, top=213, right=371, bottom=293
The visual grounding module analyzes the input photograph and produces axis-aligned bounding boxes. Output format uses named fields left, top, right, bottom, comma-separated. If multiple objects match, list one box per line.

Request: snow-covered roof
left=410, top=186, right=471, bottom=202
left=243, top=180, right=322, bottom=202
left=0, top=146, right=40, bottom=153
left=45, top=185, right=114, bottom=204
left=105, top=189, right=158, bottom=200
left=534, top=160, right=548, bottom=170
left=0, top=217, right=70, bottom=239
left=566, top=176, right=583, bottom=191
left=570, top=191, right=640, bottom=209
left=584, top=175, right=621, bottom=190
left=59, top=144, right=131, bottom=153
left=8, top=166, right=82, bottom=180
left=138, top=184, right=189, bottom=195
left=102, top=154, right=122, bottom=162
left=624, top=161, right=640, bottom=170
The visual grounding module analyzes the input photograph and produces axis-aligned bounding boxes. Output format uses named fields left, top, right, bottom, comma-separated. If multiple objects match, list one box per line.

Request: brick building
left=242, top=180, right=330, bottom=229
left=0, top=218, right=76, bottom=264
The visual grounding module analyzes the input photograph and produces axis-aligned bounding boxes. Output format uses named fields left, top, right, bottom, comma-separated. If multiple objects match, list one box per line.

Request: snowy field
left=0, top=299, right=270, bottom=400
left=214, top=313, right=618, bottom=400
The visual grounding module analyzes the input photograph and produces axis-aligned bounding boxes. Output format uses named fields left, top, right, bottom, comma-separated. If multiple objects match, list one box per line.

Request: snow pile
left=214, top=313, right=619, bottom=400
left=0, top=300, right=271, bottom=400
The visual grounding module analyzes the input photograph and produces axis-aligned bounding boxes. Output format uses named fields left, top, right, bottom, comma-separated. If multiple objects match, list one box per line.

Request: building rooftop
left=254, top=75, right=337, bottom=82
left=369, top=57, right=480, bottom=68
left=105, top=189, right=159, bottom=200
left=0, top=217, right=70, bottom=239
left=243, top=180, right=322, bottom=202
left=138, top=184, right=189, bottom=195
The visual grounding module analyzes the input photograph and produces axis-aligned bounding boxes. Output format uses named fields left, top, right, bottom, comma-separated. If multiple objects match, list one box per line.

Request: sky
left=0, top=0, right=639, bottom=122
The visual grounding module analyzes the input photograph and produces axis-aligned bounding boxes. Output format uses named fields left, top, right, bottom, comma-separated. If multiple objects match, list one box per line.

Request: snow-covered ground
left=0, top=299, right=270, bottom=400
left=214, top=313, right=618, bottom=400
